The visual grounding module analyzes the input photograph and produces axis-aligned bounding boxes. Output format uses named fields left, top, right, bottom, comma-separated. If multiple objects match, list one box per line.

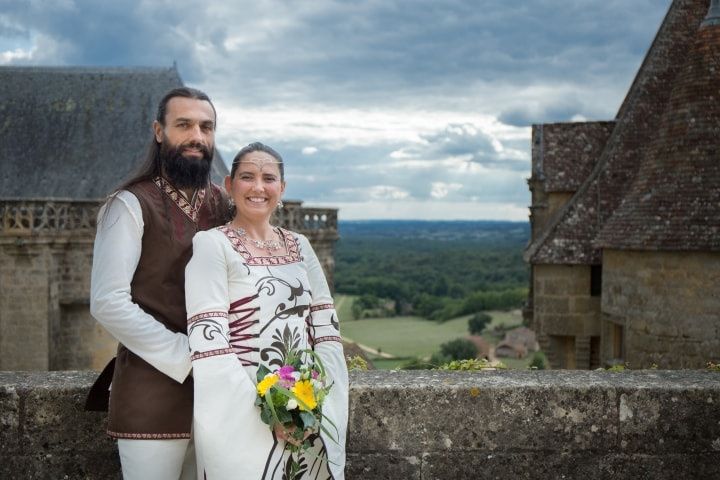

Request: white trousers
left=118, top=437, right=196, bottom=480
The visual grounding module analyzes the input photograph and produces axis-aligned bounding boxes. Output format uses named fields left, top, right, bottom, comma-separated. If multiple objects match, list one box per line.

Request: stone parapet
left=2, top=370, right=719, bottom=479
left=0, top=199, right=339, bottom=240
left=0, top=199, right=100, bottom=237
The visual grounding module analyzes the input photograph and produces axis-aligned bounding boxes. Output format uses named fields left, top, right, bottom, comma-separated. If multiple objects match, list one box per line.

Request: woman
left=185, top=142, right=348, bottom=479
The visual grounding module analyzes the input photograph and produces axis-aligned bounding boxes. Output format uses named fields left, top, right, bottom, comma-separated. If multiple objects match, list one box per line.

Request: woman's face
left=225, top=151, right=285, bottom=223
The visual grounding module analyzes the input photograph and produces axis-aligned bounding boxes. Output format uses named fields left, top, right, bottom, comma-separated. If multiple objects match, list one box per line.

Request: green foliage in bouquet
left=254, top=349, right=340, bottom=473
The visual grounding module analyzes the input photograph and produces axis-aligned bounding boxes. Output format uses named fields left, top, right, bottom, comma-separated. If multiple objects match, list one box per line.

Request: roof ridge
left=0, top=65, right=177, bottom=74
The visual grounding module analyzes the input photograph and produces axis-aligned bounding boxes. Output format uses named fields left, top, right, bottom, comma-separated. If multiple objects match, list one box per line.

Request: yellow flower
left=257, top=374, right=278, bottom=397
left=291, top=380, right=317, bottom=411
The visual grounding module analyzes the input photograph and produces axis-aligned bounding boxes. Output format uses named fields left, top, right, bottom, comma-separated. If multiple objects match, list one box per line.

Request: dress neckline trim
left=218, top=224, right=302, bottom=266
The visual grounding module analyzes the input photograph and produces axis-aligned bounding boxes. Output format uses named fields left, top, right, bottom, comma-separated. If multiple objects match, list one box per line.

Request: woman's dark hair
left=230, top=142, right=284, bottom=181
left=114, top=87, right=217, bottom=193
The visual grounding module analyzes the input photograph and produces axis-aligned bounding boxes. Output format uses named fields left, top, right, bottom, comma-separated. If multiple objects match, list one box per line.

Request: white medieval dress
left=185, top=225, right=348, bottom=479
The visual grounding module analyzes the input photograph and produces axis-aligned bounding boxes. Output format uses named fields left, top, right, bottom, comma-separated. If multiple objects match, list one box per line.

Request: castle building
left=525, top=0, right=720, bottom=369
left=0, top=66, right=338, bottom=371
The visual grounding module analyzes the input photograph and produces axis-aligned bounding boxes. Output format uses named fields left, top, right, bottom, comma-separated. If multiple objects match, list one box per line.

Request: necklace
left=232, top=225, right=284, bottom=253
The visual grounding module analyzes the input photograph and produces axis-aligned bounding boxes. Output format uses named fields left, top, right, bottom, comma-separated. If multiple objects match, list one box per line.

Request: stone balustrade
left=0, top=199, right=338, bottom=238
left=1, top=370, right=719, bottom=479
left=0, top=199, right=100, bottom=236
left=273, top=200, right=338, bottom=236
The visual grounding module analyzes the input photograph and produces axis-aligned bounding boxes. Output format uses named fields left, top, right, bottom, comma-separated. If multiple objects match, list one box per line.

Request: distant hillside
left=338, top=220, right=530, bottom=245
left=334, top=220, right=530, bottom=321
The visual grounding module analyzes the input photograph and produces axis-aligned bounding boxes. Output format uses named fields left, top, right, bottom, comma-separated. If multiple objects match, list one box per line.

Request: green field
left=337, top=294, right=533, bottom=369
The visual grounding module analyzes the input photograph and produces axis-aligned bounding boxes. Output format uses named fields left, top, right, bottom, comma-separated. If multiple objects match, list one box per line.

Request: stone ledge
left=1, top=370, right=719, bottom=479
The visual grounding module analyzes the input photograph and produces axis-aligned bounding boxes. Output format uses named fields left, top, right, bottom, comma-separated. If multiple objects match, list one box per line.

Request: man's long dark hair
left=114, top=86, right=217, bottom=193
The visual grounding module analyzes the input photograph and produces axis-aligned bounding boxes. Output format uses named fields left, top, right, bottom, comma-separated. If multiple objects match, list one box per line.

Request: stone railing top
left=3, top=368, right=718, bottom=392
left=349, top=368, right=720, bottom=389
left=272, top=201, right=338, bottom=235
left=0, top=198, right=338, bottom=237
left=0, top=198, right=101, bottom=237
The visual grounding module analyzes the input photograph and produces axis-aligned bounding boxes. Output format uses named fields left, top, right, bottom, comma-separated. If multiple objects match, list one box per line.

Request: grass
left=343, top=315, right=471, bottom=358
left=336, top=294, right=533, bottom=369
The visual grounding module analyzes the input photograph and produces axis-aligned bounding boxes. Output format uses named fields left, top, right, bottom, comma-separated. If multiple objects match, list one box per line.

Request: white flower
left=286, top=399, right=298, bottom=410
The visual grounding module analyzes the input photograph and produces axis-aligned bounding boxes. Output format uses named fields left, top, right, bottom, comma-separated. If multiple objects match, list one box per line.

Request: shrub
left=528, top=351, right=547, bottom=370
left=436, top=358, right=506, bottom=371
left=399, top=357, right=435, bottom=370
left=439, top=338, right=478, bottom=361
left=346, top=355, right=369, bottom=371
left=468, top=312, right=492, bottom=335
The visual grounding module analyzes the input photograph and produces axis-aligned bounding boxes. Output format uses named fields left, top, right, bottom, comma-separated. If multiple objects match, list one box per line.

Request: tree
left=439, top=338, right=478, bottom=361
left=468, top=312, right=492, bottom=335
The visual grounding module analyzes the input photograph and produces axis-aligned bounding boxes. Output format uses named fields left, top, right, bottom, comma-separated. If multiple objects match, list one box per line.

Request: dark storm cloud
left=1, top=0, right=672, bottom=121
left=418, top=123, right=528, bottom=170
left=0, top=0, right=207, bottom=80
left=498, top=97, right=587, bottom=127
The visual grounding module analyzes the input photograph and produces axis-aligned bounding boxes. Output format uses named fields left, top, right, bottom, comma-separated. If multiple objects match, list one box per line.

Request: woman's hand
left=273, top=423, right=314, bottom=447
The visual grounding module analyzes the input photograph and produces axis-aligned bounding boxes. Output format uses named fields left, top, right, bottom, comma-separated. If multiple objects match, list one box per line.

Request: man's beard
left=160, top=140, right=213, bottom=190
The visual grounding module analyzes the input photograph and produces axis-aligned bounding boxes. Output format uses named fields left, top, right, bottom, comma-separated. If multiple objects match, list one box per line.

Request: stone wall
left=533, top=264, right=601, bottom=369
left=0, top=238, right=117, bottom=371
left=0, top=199, right=339, bottom=372
left=602, top=249, right=720, bottom=368
left=1, top=370, right=719, bottom=479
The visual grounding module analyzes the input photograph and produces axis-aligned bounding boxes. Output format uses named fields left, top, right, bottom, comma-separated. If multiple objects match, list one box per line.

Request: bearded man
left=88, top=87, right=228, bottom=480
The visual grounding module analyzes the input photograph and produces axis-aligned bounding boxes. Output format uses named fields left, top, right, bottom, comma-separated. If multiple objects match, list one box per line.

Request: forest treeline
left=334, top=221, right=530, bottom=321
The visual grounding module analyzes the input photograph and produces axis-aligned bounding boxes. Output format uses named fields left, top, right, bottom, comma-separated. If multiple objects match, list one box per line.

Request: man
left=89, top=87, right=228, bottom=479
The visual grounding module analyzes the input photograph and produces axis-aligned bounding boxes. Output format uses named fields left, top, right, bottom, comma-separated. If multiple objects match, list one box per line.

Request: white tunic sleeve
left=90, top=190, right=191, bottom=383
left=299, top=234, right=349, bottom=478
left=185, top=230, right=263, bottom=478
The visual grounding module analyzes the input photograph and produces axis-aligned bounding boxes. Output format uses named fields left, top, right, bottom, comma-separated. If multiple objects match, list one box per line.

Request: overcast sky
left=0, top=0, right=673, bottom=220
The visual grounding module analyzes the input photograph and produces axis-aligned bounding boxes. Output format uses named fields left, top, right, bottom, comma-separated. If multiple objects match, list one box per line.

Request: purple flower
left=311, top=370, right=319, bottom=380
left=278, top=365, right=296, bottom=387
left=278, top=365, right=295, bottom=380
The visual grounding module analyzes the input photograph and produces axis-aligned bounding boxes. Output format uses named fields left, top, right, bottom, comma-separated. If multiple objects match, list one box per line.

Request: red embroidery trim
left=191, top=348, right=235, bottom=361
left=153, top=176, right=207, bottom=223
left=217, top=225, right=302, bottom=265
left=188, top=311, right=228, bottom=325
left=314, top=336, right=342, bottom=345
left=310, top=304, right=334, bottom=312
left=107, top=430, right=191, bottom=440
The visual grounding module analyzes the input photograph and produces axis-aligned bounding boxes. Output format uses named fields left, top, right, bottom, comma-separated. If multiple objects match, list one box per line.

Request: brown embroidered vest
left=106, top=177, right=227, bottom=439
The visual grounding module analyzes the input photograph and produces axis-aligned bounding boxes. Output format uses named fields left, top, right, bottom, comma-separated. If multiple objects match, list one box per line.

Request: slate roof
left=595, top=11, right=720, bottom=251
left=525, top=0, right=709, bottom=264
left=0, top=66, right=228, bottom=200
left=531, top=121, right=615, bottom=193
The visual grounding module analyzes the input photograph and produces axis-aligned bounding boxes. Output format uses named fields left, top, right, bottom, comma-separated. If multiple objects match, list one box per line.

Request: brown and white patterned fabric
left=186, top=226, right=348, bottom=479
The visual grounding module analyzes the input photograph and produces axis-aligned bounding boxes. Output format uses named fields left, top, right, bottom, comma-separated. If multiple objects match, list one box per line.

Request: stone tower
left=525, top=0, right=719, bottom=369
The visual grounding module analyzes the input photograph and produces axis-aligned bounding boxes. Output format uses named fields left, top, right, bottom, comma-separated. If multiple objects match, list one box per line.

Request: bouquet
left=255, top=349, right=338, bottom=476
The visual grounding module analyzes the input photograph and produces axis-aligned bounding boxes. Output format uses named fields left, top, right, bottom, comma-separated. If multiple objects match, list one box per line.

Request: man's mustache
left=180, top=141, right=212, bottom=159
